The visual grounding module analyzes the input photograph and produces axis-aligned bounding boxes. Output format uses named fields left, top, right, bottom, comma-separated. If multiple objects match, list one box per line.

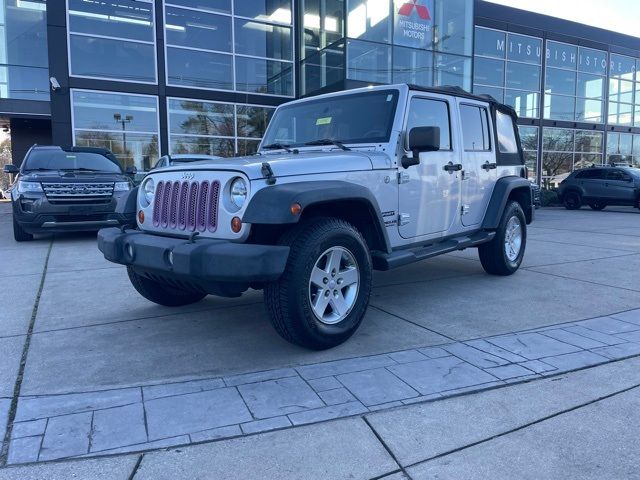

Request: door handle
left=444, top=162, right=463, bottom=173
left=481, top=162, right=497, bottom=171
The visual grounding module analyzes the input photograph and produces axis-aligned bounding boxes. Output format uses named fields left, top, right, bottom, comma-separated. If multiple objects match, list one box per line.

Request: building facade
left=0, top=0, right=639, bottom=185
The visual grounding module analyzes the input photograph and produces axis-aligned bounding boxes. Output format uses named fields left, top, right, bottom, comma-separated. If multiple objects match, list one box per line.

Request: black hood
left=20, top=171, right=130, bottom=183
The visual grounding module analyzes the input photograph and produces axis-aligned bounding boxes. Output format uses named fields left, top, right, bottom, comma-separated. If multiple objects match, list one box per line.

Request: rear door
left=576, top=169, right=606, bottom=198
left=604, top=169, right=636, bottom=202
left=458, top=101, right=496, bottom=227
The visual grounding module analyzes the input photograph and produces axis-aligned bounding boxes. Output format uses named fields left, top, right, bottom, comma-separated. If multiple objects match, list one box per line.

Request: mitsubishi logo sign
left=397, top=0, right=431, bottom=20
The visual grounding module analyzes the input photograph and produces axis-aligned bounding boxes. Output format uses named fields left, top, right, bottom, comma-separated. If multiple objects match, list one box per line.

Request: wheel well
left=508, top=186, right=534, bottom=224
left=247, top=200, right=389, bottom=253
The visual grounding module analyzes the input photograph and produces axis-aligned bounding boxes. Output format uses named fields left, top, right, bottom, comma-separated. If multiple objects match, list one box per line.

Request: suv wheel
left=264, top=217, right=372, bottom=350
left=478, top=201, right=527, bottom=276
left=13, top=217, right=33, bottom=242
left=563, top=191, right=582, bottom=210
left=589, top=202, right=607, bottom=211
left=127, top=267, right=207, bottom=306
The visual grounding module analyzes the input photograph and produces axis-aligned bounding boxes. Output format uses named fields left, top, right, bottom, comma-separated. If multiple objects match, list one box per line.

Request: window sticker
left=316, top=117, right=332, bottom=126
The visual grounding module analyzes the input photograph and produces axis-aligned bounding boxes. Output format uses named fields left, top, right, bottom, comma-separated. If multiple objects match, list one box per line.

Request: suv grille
left=152, top=180, right=221, bottom=233
left=42, top=183, right=114, bottom=204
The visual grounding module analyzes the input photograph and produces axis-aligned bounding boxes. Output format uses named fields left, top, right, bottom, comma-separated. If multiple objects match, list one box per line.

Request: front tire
left=478, top=201, right=527, bottom=276
left=589, top=202, right=607, bottom=211
left=127, top=267, right=207, bottom=306
left=563, top=191, right=582, bottom=210
left=264, top=218, right=372, bottom=350
left=13, top=217, right=33, bottom=242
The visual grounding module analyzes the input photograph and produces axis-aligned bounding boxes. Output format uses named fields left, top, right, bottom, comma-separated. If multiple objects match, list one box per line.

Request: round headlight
left=140, top=178, right=155, bottom=207
left=230, top=178, right=247, bottom=209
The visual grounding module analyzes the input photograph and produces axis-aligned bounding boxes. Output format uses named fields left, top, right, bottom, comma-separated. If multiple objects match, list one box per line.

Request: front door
left=457, top=101, right=497, bottom=226
left=398, top=95, right=461, bottom=239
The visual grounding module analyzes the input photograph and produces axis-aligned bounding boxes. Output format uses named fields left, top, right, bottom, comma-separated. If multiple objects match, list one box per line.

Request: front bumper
left=97, top=228, right=290, bottom=296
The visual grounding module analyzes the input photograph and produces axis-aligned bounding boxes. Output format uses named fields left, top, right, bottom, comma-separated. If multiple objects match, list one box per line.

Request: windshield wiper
left=262, top=143, right=293, bottom=153
left=60, top=168, right=100, bottom=172
left=303, top=139, right=351, bottom=151
left=24, top=168, right=56, bottom=172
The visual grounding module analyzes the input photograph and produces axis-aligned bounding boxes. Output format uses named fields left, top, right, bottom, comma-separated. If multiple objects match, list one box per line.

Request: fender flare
left=116, top=186, right=139, bottom=215
left=243, top=180, right=391, bottom=252
left=482, top=176, right=534, bottom=229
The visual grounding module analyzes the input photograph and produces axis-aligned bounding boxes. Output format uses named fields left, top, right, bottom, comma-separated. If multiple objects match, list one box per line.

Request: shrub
left=541, top=188, right=561, bottom=207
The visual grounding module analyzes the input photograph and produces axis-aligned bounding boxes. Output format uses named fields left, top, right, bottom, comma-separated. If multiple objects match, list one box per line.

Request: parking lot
left=1, top=202, right=640, bottom=467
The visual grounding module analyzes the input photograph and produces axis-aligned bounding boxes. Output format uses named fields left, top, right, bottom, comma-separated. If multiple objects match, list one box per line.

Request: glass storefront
left=607, top=132, right=640, bottom=167
left=0, top=0, right=48, bottom=100
left=71, top=90, right=160, bottom=171
left=608, top=54, right=640, bottom=127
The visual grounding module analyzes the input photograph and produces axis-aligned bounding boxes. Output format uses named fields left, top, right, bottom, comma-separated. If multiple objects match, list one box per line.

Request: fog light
left=290, top=203, right=302, bottom=216
left=138, top=210, right=145, bottom=224
left=231, top=216, right=242, bottom=233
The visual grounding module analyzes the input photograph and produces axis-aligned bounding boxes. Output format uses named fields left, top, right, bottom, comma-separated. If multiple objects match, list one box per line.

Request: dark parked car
left=530, top=182, right=541, bottom=208
left=558, top=165, right=640, bottom=210
left=4, top=145, right=135, bottom=242
left=152, top=154, right=222, bottom=170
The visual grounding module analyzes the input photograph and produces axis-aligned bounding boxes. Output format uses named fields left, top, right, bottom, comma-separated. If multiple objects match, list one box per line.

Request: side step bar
left=372, top=231, right=496, bottom=271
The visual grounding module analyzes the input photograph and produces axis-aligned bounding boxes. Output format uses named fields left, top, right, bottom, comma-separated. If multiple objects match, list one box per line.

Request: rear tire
left=478, top=201, right=527, bottom=276
left=563, top=191, right=582, bottom=210
left=589, top=202, right=607, bottom=211
left=127, top=267, right=207, bottom=306
left=13, top=217, right=33, bottom=242
left=264, top=217, right=372, bottom=350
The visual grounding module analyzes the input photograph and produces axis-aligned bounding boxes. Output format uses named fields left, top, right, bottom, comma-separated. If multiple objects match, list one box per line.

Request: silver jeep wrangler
left=98, top=84, right=534, bottom=350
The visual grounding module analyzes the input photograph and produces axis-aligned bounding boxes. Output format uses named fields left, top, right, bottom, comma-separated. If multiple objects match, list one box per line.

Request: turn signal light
left=138, top=210, right=145, bottom=223
left=290, top=203, right=302, bottom=216
left=231, top=216, right=242, bottom=233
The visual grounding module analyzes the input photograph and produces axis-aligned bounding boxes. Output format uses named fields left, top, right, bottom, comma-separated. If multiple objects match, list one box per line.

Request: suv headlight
left=230, top=178, right=247, bottom=209
left=140, top=178, right=155, bottom=208
left=114, top=181, right=131, bottom=192
left=17, top=181, right=43, bottom=194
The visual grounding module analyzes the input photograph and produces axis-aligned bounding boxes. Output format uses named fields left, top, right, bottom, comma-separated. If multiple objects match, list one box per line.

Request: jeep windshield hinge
left=398, top=213, right=411, bottom=226
left=261, top=162, right=276, bottom=185
left=398, top=171, right=410, bottom=184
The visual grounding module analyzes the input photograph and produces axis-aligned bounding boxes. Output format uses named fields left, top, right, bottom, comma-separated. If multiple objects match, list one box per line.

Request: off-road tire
left=478, top=201, right=527, bottom=276
left=589, top=202, right=607, bottom=211
left=127, top=267, right=207, bottom=306
left=13, top=217, right=33, bottom=242
left=264, top=217, right=373, bottom=350
left=563, top=191, right=582, bottom=210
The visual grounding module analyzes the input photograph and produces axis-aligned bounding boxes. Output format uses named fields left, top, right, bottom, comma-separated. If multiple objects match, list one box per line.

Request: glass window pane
left=347, top=0, right=391, bottom=43
left=237, top=139, right=261, bottom=156
left=577, top=73, right=604, bottom=99
left=237, top=106, right=275, bottom=138
left=472, top=85, right=503, bottom=103
left=505, top=90, right=539, bottom=118
left=5, top=0, right=48, bottom=68
left=542, top=152, right=573, bottom=182
left=459, top=105, right=487, bottom=151
left=495, top=110, right=518, bottom=153
left=165, top=0, right=230, bottom=14
left=506, top=33, right=542, bottom=65
left=575, top=131, right=603, bottom=153
left=546, top=41, right=578, bottom=70
left=474, top=27, right=505, bottom=59
left=578, top=47, right=607, bottom=75
left=609, top=79, right=634, bottom=103
left=392, top=46, right=433, bottom=87
left=68, top=0, right=154, bottom=41
left=234, top=20, right=292, bottom=61
left=168, top=99, right=235, bottom=137
left=608, top=102, right=633, bottom=126
left=473, top=57, right=504, bottom=87
left=506, top=62, right=540, bottom=91
left=235, top=57, right=293, bottom=96
left=435, top=54, right=471, bottom=90
left=72, top=90, right=159, bottom=132
left=347, top=40, right=391, bottom=84
left=234, top=0, right=292, bottom=24
left=524, top=151, right=537, bottom=180
left=545, top=67, right=575, bottom=96
left=167, top=47, right=233, bottom=90
left=75, top=131, right=159, bottom=171
left=576, top=99, right=603, bottom=123
left=70, top=35, right=156, bottom=82
left=518, top=126, right=538, bottom=152
left=610, top=54, right=635, bottom=81
left=302, top=0, right=344, bottom=59
left=170, top=135, right=236, bottom=157
left=407, top=98, right=451, bottom=150
left=574, top=153, right=602, bottom=170
left=2, top=65, right=49, bottom=101
left=543, top=127, right=574, bottom=152
left=302, top=42, right=345, bottom=95
left=165, top=8, right=232, bottom=52
left=434, top=0, right=473, bottom=56
left=392, top=0, right=434, bottom=50
left=544, top=94, right=575, bottom=121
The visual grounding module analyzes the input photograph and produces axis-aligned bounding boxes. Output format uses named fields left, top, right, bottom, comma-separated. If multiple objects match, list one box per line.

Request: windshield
left=24, top=150, right=122, bottom=173
left=261, top=90, right=399, bottom=149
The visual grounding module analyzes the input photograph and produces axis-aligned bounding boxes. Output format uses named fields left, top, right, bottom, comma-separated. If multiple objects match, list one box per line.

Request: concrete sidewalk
left=1, top=357, right=639, bottom=479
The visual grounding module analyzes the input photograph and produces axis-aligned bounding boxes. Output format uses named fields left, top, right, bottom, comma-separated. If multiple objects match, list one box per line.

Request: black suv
left=558, top=165, right=640, bottom=211
left=4, top=146, right=135, bottom=241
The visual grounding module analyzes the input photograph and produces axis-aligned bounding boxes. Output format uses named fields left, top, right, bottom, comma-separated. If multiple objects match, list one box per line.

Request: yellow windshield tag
left=316, top=117, right=332, bottom=126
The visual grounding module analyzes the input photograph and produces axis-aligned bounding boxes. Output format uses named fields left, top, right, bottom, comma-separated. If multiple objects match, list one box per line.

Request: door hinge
left=461, top=204, right=470, bottom=215
left=398, top=171, right=410, bottom=184
left=399, top=213, right=411, bottom=226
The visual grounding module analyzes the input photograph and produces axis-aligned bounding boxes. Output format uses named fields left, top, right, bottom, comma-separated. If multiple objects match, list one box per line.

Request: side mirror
left=402, top=126, right=440, bottom=168
left=3, top=164, right=18, bottom=175
left=125, top=166, right=137, bottom=175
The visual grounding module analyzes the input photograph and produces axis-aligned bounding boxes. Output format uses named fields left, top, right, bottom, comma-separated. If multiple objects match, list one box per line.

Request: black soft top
left=407, top=84, right=518, bottom=117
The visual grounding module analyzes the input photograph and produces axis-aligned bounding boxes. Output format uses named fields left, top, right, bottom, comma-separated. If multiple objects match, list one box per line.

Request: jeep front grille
left=42, top=183, right=114, bottom=204
left=152, top=180, right=220, bottom=233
